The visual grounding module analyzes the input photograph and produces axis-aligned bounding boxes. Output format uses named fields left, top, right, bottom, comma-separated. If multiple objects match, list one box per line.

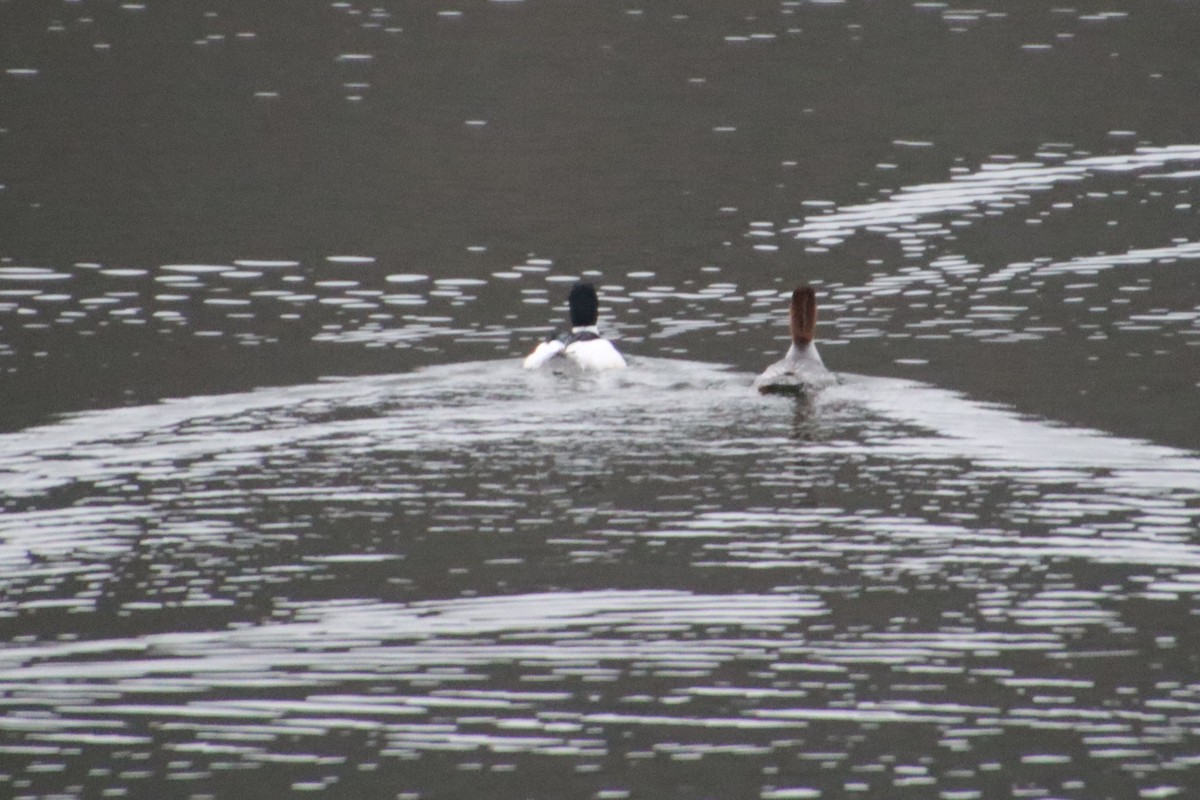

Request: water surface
left=2, top=360, right=1198, bottom=798
left=1, top=1, right=1199, bottom=798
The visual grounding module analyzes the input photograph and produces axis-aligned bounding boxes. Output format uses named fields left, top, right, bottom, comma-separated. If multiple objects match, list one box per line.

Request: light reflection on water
left=1, top=359, right=1197, bottom=797
left=2, top=143, right=1197, bottom=382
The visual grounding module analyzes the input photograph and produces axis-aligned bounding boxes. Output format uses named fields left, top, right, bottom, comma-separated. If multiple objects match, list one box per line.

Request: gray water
left=2, top=2, right=1199, bottom=799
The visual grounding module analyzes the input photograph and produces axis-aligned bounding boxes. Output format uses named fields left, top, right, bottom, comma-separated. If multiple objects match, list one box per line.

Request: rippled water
left=2, top=361, right=1198, bottom=798
left=2, top=1, right=1199, bottom=798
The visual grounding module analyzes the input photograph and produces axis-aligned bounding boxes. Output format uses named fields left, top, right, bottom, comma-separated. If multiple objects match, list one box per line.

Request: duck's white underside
left=523, top=337, right=627, bottom=372
left=753, top=342, right=835, bottom=392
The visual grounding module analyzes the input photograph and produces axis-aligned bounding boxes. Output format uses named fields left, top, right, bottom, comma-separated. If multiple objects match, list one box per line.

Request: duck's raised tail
left=790, top=286, right=818, bottom=346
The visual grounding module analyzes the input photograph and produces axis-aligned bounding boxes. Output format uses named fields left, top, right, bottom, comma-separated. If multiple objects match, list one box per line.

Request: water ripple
left=0, top=357, right=1196, bottom=795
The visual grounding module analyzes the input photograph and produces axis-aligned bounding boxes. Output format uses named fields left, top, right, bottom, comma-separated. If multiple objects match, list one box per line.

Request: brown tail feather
left=789, top=286, right=817, bottom=345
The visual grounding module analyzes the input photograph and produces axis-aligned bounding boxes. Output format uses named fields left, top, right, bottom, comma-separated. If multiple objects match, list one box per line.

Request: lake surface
left=2, top=2, right=1199, bottom=798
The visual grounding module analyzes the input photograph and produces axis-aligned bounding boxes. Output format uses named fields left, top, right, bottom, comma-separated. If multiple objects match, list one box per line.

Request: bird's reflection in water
left=789, top=395, right=824, bottom=442
left=758, top=383, right=826, bottom=442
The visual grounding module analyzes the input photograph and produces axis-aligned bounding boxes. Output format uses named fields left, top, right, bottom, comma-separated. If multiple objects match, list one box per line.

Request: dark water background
left=1, top=1, right=1199, bottom=798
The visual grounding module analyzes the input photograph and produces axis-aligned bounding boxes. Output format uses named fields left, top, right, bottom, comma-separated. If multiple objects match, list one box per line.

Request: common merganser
left=753, top=285, right=836, bottom=394
left=523, top=281, right=627, bottom=371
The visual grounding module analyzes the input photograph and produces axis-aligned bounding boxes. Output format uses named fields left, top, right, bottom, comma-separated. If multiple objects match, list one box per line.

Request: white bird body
left=523, top=284, right=627, bottom=372
left=753, top=341, right=834, bottom=393
left=754, top=286, right=836, bottom=395
left=522, top=326, right=627, bottom=372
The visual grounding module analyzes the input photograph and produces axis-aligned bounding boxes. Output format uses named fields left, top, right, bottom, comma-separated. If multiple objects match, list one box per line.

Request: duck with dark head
left=523, top=281, right=627, bottom=371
